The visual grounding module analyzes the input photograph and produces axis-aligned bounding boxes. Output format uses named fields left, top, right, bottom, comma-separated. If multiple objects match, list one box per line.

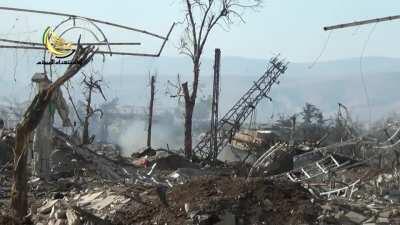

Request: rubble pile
left=13, top=166, right=324, bottom=225
left=0, top=163, right=11, bottom=199
left=318, top=198, right=400, bottom=224
left=313, top=167, right=400, bottom=224
left=132, top=149, right=199, bottom=171
left=112, top=176, right=321, bottom=225
left=32, top=185, right=131, bottom=225
left=3, top=130, right=400, bottom=225
left=3, top=108, right=400, bottom=225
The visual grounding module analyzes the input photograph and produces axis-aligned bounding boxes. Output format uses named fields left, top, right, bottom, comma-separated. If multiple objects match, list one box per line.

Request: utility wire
left=308, top=31, right=333, bottom=69
left=359, top=23, right=377, bottom=128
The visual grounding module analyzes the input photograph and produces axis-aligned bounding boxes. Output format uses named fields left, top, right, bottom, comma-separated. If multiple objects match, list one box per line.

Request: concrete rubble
left=2, top=122, right=400, bottom=225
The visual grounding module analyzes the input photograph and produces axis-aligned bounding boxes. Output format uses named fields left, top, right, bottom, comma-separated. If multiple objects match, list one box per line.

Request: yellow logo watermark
left=42, top=27, right=75, bottom=58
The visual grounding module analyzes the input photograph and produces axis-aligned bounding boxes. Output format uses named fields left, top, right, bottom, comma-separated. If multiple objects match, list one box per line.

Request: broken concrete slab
left=345, top=211, right=367, bottom=224
left=217, top=144, right=257, bottom=164
left=376, top=217, right=390, bottom=223
left=66, top=208, right=80, bottom=225
left=90, top=195, right=119, bottom=211
left=78, top=191, right=103, bottom=206
left=38, top=199, right=60, bottom=214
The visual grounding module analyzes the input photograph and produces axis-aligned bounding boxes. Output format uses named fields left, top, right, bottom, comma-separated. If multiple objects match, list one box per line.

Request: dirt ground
left=0, top=211, right=33, bottom=225
left=112, top=176, right=321, bottom=225
left=0, top=214, right=12, bottom=225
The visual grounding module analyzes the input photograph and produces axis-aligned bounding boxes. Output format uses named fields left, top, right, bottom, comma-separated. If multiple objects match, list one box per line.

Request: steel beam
left=0, top=38, right=141, bottom=46
left=0, top=6, right=167, bottom=39
left=324, top=15, right=400, bottom=31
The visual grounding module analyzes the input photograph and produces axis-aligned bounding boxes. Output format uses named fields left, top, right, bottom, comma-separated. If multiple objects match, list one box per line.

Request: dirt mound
left=112, top=176, right=321, bottom=225
left=153, top=154, right=199, bottom=171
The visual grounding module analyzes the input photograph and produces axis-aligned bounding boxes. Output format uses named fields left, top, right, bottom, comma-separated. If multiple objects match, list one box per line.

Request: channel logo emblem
left=42, top=26, right=75, bottom=58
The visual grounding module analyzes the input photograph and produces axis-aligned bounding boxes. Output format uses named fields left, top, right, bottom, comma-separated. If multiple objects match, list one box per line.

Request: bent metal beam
left=0, top=6, right=175, bottom=57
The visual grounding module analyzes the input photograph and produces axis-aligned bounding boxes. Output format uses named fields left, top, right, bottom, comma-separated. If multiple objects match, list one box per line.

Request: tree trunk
left=147, top=76, right=155, bottom=148
left=82, top=87, right=92, bottom=145
left=184, top=100, right=194, bottom=159
left=183, top=60, right=200, bottom=160
left=11, top=128, right=29, bottom=224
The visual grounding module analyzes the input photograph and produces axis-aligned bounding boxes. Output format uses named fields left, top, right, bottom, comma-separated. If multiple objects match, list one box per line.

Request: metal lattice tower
left=194, top=56, right=288, bottom=161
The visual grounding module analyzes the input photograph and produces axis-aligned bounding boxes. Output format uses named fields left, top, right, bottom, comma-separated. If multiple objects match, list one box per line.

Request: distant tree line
left=272, top=102, right=363, bottom=146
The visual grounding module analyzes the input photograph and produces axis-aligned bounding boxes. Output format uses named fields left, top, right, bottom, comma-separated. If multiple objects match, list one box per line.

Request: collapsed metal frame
left=319, top=179, right=360, bottom=200
left=270, top=128, right=400, bottom=199
left=285, top=154, right=350, bottom=182
left=193, top=56, right=288, bottom=161
left=0, top=6, right=175, bottom=57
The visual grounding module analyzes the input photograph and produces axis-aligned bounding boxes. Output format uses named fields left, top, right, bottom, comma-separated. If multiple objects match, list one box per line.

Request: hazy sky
left=0, top=0, right=399, bottom=62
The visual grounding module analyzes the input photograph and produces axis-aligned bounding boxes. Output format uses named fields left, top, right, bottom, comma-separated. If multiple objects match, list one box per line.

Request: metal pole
left=0, top=6, right=167, bottom=39
left=324, top=15, right=400, bottom=31
left=0, top=38, right=141, bottom=46
left=147, top=76, right=156, bottom=149
left=0, top=45, right=162, bottom=57
left=210, top=48, right=221, bottom=160
left=290, top=115, right=296, bottom=147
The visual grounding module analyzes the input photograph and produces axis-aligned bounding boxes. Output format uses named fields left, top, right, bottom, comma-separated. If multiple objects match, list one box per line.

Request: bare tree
left=179, top=0, right=262, bottom=159
left=81, top=72, right=106, bottom=145
left=11, top=45, right=95, bottom=224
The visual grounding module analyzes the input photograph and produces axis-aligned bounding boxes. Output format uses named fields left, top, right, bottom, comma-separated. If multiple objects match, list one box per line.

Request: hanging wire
left=248, top=108, right=257, bottom=130
left=12, top=49, right=18, bottom=82
left=359, top=22, right=378, bottom=127
left=308, top=31, right=333, bottom=69
left=2, top=18, right=19, bottom=82
left=270, top=100, right=276, bottom=120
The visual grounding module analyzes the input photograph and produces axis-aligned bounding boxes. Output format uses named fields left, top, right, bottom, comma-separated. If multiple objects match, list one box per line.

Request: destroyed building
left=1, top=3, right=400, bottom=225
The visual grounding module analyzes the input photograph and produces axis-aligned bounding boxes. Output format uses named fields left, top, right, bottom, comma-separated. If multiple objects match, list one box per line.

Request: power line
left=308, top=31, right=332, bottom=69
left=359, top=23, right=377, bottom=127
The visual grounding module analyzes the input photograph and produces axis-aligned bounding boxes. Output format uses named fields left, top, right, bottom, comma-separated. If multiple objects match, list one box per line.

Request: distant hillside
left=103, top=56, right=400, bottom=78
left=1, top=55, right=400, bottom=121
